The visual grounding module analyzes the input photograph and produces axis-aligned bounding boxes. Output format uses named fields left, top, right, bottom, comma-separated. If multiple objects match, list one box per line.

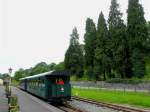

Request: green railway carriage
left=20, top=71, right=71, bottom=102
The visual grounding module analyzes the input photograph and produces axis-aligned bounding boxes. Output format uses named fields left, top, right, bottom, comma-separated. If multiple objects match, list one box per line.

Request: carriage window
left=41, top=79, right=45, bottom=87
left=56, top=78, right=64, bottom=85
left=38, top=79, right=44, bottom=87
left=39, top=80, right=41, bottom=87
left=33, top=80, right=35, bottom=86
left=35, top=79, right=38, bottom=86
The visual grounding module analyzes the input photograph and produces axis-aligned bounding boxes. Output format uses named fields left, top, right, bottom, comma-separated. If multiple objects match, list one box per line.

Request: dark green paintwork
left=26, top=75, right=71, bottom=100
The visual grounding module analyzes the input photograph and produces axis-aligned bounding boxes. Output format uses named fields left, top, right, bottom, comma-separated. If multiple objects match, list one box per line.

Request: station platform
left=0, top=86, right=8, bottom=112
left=11, top=87, right=63, bottom=112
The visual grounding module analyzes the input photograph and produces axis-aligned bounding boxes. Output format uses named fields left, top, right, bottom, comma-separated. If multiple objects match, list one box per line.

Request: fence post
left=123, top=86, right=126, bottom=93
left=148, top=85, right=150, bottom=94
left=134, top=85, right=137, bottom=93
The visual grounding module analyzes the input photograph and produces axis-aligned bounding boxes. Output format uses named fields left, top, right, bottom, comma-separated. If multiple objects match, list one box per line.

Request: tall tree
left=14, top=68, right=25, bottom=81
left=147, top=22, right=150, bottom=42
left=64, top=27, right=84, bottom=78
left=0, top=73, right=3, bottom=79
left=84, top=18, right=97, bottom=79
left=31, top=62, right=49, bottom=75
left=48, top=63, right=56, bottom=70
left=145, top=21, right=150, bottom=56
left=127, top=0, right=148, bottom=78
left=108, top=0, right=132, bottom=78
left=94, top=12, right=110, bottom=80
left=53, top=62, right=65, bottom=71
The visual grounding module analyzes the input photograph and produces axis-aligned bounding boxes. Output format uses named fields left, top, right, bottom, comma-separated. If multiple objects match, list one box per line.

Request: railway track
left=72, top=96, right=150, bottom=112
left=18, top=86, right=150, bottom=112
left=55, top=103, right=86, bottom=112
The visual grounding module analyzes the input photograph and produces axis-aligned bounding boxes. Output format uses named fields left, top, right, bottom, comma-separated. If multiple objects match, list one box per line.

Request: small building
left=0, top=79, right=3, bottom=85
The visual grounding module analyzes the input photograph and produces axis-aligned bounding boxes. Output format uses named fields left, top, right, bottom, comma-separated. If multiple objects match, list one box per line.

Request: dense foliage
left=127, top=0, right=148, bottom=78
left=64, top=27, right=84, bottom=78
left=0, top=73, right=3, bottom=79
left=0, top=73, right=9, bottom=79
left=94, top=12, right=110, bottom=80
left=84, top=18, right=97, bottom=79
left=108, top=0, right=132, bottom=78
left=64, top=0, right=149, bottom=80
left=13, top=62, right=65, bottom=81
left=146, top=22, right=150, bottom=53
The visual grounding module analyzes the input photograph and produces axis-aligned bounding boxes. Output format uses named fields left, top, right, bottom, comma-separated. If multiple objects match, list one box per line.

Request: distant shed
left=0, top=79, right=3, bottom=85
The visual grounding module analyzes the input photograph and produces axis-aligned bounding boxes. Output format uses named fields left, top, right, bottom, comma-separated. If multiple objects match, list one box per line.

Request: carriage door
left=55, top=77, right=66, bottom=97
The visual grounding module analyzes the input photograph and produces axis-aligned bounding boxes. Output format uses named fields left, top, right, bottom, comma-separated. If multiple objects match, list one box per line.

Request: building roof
left=20, top=70, right=69, bottom=80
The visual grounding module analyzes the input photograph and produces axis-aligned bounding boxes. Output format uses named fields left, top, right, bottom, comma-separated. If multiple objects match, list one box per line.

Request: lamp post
left=8, top=67, right=13, bottom=85
left=4, top=68, right=13, bottom=97
left=8, top=67, right=12, bottom=75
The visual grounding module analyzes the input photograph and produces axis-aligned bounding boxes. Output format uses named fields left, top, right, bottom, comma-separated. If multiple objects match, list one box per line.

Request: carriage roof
left=20, top=71, right=69, bottom=80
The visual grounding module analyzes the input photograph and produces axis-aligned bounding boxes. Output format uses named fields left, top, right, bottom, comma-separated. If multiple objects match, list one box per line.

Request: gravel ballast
left=68, top=99, right=122, bottom=112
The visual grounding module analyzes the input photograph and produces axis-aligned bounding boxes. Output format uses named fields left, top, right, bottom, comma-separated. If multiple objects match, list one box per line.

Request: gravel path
left=68, top=99, right=121, bottom=112
left=11, top=87, right=64, bottom=112
left=0, top=86, right=8, bottom=112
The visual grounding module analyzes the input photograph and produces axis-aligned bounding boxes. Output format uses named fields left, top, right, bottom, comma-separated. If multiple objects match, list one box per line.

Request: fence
left=71, top=81, right=150, bottom=93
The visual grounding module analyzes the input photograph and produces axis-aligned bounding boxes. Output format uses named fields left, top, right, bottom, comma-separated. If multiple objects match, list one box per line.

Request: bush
left=8, top=95, right=19, bottom=112
left=70, top=75, right=89, bottom=81
left=11, top=80, right=19, bottom=86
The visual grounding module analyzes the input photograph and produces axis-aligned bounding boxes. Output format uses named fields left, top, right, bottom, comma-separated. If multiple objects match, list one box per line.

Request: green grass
left=11, top=80, right=19, bottom=86
left=72, top=87, right=150, bottom=108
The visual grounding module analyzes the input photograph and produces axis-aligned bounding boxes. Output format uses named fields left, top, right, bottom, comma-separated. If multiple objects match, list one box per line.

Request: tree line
left=64, top=0, right=150, bottom=80
left=10, top=0, right=150, bottom=81
left=13, top=62, right=64, bottom=81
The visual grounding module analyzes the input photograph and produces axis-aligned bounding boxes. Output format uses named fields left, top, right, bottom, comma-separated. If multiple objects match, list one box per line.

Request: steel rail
left=56, top=103, right=86, bottom=112
left=72, top=96, right=150, bottom=112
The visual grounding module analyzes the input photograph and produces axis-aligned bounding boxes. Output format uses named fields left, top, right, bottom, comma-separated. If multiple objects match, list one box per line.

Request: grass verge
left=72, top=87, right=150, bottom=108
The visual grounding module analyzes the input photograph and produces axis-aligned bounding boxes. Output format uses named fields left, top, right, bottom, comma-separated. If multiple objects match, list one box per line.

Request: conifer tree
left=108, top=0, right=132, bottom=78
left=64, top=27, right=84, bottom=78
left=145, top=22, right=150, bottom=56
left=127, top=0, right=148, bottom=77
left=94, top=12, right=110, bottom=80
left=84, top=18, right=97, bottom=79
left=147, top=22, right=150, bottom=49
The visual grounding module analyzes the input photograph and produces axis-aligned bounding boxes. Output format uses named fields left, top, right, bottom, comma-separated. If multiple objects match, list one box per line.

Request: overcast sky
left=0, top=0, right=150, bottom=74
